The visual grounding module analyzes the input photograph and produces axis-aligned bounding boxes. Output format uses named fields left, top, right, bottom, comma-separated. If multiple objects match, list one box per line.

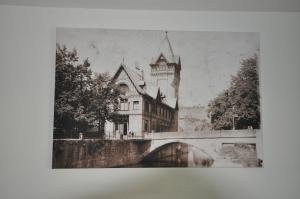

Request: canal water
left=135, top=142, right=214, bottom=167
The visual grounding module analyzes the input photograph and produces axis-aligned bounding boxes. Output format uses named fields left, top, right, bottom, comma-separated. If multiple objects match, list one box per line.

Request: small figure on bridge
left=79, top=133, right=83, bottom=140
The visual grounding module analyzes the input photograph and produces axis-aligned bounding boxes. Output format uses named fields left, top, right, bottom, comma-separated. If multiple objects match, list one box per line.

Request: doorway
left=123, top=123, right=127, bottom=135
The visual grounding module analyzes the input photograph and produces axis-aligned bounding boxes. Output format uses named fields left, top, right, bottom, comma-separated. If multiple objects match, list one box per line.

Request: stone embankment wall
left=52, top=139, right=151, bottom=168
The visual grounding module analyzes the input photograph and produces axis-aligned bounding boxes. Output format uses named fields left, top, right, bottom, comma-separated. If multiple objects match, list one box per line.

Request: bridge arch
left=147, top=139, right=219, bottom=159
left=142, top=141, right=215, bottom=167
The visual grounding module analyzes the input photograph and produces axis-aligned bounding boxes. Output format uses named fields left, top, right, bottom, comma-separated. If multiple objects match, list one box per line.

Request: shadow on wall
left=71, top=169, right=223, bottom=199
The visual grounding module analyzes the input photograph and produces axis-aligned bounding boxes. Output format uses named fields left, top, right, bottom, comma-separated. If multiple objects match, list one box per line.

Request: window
left=120, top=99, right=129, bottom=111
left=152, top=120, right=156, bottom=132
left=152, top=104, right=156, bottom=114
left=133, top=101, right=139, bottom=110
left=119, top=83, right=129, bottom=95
left=144, top=101, right=149, bottom=113
left=159, top=61, right=167, bottom=70
left=144, top=120, right=149, bottom=132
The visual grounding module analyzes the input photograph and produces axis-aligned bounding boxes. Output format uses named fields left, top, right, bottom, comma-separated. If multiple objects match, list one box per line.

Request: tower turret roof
left=151, top=31, right=180, bottom=65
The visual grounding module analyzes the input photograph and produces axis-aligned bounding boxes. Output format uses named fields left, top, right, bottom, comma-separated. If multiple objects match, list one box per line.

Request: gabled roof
left=112, top=64, right=145, bottom=95
left=112, top=64, right=178, bottom=109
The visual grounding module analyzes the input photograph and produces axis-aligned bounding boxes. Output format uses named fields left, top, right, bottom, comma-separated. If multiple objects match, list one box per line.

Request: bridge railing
left=144, top=129, right=259, bottom=140
left=54, top=129, right=258, bottom=140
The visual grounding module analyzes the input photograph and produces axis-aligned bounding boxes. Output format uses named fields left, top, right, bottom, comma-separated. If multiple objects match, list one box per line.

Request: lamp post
left=232, top=114, right=238, bottom=130
left=232, top=106, right=238, bottom=130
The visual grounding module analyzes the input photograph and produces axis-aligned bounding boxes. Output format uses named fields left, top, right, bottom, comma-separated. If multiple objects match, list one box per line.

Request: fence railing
left=54, top=131, right=148, bottom=140
left=53, top=131, right=103, bottom=139
left=53, top=129, right=259, bottom=140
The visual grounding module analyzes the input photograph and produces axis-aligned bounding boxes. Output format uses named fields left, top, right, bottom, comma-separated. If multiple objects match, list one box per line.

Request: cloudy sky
left=56, top=28, right=259, bottom=107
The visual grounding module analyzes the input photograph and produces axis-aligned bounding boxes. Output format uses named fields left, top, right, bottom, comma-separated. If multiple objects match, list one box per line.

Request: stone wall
left=52, top=139, right=151, bottom=168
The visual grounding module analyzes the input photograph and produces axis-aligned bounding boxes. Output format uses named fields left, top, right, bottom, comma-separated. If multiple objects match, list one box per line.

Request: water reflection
left=139, top=142, right=214, bottom=167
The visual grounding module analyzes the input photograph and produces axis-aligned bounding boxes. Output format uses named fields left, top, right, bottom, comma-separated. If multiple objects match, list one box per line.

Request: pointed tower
left=150, top=31, right=181, bottom=100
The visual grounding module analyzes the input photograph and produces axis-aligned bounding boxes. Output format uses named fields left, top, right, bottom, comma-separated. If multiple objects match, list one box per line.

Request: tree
left=208, top=55, right=260, bottom=130
left=54, top=44, right=121, bottom=138
left=54, top=44, right=78, bottom=133
left=72, top=59, right=94, bottom=132
left=54, top=44, right=92, bottom=133
left=89, top=73, right=120, bottom=137
left=208, top=89, right=233, bottom=130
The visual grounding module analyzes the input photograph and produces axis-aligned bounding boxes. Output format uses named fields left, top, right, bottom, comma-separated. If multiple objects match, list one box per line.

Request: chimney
left=135, top=61, right=144, bottom=80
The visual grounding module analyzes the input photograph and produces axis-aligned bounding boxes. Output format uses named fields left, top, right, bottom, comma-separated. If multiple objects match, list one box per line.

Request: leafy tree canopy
left=208, top=55, right=260, bottom=130
left=54, top=44, right=120, bottom=135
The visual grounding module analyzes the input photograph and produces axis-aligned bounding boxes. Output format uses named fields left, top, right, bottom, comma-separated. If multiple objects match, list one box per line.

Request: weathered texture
left=52, top=139, right=151, bottom=168
left=218, top=143, right=262, bottom=167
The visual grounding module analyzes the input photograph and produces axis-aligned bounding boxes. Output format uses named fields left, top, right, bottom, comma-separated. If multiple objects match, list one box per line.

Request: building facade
left=105, top=32, right=181, bottom=138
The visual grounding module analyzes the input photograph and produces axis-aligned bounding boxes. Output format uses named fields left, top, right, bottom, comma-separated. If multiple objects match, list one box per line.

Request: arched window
left=118, top=83, right=129, bottom=95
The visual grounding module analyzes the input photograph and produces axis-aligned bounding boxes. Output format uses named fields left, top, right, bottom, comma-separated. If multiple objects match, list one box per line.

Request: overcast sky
left=56, top=28, right=259, bottom=107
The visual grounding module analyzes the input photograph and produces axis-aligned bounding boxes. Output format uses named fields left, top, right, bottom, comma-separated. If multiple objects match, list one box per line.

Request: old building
left=105, top=32, right=181, bottom=138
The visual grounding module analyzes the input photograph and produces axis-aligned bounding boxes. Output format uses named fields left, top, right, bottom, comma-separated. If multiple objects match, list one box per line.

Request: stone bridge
left=143, top=129, right=263, bottom=167
left=53, top=129, right=263, bottom=168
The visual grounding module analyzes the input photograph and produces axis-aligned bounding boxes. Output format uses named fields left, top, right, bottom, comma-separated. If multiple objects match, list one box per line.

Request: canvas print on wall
left=52, top=28, right=263, bottom=168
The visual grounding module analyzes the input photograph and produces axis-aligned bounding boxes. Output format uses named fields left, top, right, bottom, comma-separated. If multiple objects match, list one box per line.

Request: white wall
left=0, top=5, right=300, bottom=199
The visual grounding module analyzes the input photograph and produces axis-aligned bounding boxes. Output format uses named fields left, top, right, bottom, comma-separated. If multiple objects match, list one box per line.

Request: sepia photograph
left=52, top=28, right=262, bottom=168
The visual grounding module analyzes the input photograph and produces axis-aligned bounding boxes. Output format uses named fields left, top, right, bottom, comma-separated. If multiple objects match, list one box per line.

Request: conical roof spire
left=154, top=31, right=179, bottom=64
left=163, top=31, right=175, bottom=58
